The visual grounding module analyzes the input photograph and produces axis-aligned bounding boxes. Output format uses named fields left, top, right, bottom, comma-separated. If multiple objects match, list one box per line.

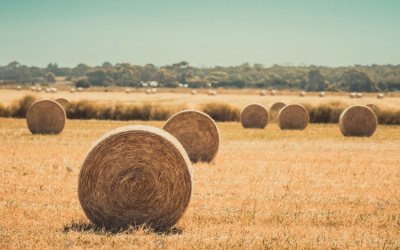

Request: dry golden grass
left=1, top=118, right=400, bottom=249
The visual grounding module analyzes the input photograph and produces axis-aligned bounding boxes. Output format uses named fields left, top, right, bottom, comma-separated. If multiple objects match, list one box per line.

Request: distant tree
left=157, top=68, right=178, bottom=88
left=44, top=72, right=56, bottom=83
left=102, top=62, right=112, bottom=67
left=86, top=68, right=115, bottom=86
left=75, top=78, right=91, bottom=88
left=308, top=69, right=326, bottom=91
left=340, top=68, right=380, bottom=92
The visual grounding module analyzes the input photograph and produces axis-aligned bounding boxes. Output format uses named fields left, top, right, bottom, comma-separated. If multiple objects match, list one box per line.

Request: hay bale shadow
left=63, top=220, right=183, bottom=235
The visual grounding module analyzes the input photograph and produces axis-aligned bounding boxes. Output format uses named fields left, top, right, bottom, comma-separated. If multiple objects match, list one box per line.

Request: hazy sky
left=0, top=0, right=399, bottom=68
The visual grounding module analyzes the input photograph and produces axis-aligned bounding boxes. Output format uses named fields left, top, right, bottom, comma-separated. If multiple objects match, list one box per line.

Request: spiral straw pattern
left=26, top=100, right=66, bottom=134
left=339, top=105, right=377, bottom=137
left=277, top=104, right=309, bottom=130
left=240, top=103, right=269, bottom=129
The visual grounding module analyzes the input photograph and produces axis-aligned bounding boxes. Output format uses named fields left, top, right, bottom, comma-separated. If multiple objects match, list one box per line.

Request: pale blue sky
left=0, top=0, right=399, bottom=68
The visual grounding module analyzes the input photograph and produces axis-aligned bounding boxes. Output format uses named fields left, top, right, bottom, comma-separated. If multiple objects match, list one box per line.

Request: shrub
left=75, top=79, right=91, bottom=88
left=202, top=103, right=240, bottom=122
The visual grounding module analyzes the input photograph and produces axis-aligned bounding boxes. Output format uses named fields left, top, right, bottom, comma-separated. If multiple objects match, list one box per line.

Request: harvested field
left=1, top=118, right=400, bottom=248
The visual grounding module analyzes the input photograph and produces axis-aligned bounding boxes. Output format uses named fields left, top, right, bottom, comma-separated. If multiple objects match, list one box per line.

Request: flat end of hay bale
left=78, top=125, right=192, bottom=231
left=339, top=105, right=377, bottom=137
left=163, top=110, right=220, bottom=163
left=277, top=104, right=309, bottom=130
left=26, top=100, right=66, bottom=134
left=240, top=103, right=269, bottom=129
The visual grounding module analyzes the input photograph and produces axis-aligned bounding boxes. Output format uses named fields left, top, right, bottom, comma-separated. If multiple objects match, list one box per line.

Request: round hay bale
left=125, top=88, right=131, bottom=94
left=240, top=103, right=269, bottom=129
left=191, top=90, right=197, bottom=95
left=26, top=100, right=66, bottom=134
left=163, top=110, right=220, bottom=163
left=77, top=87, right=83, bottom=92
left=377, top=93, right=384, bottom=99
left=45, top=88, right=51, bottom=93
left=152, top=88, right=157, bottom=94
left=319, top=92, right=325, bottom=97
left=260, top=90, right=266, bottom=96
left=350, top=92, right=356, bottom=98
left=36, top=87, right=42, bottom=92
left=207, top=90, right=213, bottom=95
left=70, top=88, right=75, bottom=93
left=366, top=104, right=381, bottom=115
left=300, top=91, right=305, bottom=97
left=357, top=93, right=362, bottom=98
left=270, top=101, right=286, bottom=112
left=17, top=86, right=21, bottom=91
left=31, top=86, right=36, bottom=92
left=146, top=89, right=151, bottom=94
left=277, top=104, right=309, bottom=130
left=55, top=98, right=71, bottom=107
left=271, top=90, right=276, bottom=96
left=78, top=125, right=192, bottom=231
left=51, top=88, right=57, bottom=93
left=212, top=91, right=217, bottom=95
left=339, top=105, right=377, bottom=137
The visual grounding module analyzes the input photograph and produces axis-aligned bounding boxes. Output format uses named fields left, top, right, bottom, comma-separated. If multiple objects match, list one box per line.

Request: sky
left=0, top=0, right=399, bottom=68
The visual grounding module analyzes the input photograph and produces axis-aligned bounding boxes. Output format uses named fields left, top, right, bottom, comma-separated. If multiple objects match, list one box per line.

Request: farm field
left=1, top=118, right=400, bottom=249
left=1, top=89, right=399, bottom=110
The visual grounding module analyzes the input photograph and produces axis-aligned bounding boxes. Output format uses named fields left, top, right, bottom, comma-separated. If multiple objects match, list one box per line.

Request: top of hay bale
left=26, top=100, right=66, bottom=134
left=277, top=104, right=309, bottom=130
left=240, top=103, right=269, bottom=129
left=163, top=110, right=220, bottom=163
left=270, top=101, right=287, bottom=112
left=339, top=105, right=377, bottom=137
left=55, top=98, right=71, bottom=107
left=78, top=125, right=192, bottom=231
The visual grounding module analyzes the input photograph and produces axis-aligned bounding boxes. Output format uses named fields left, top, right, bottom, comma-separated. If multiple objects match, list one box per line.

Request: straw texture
left=277, top=104, right=309, bottom=130
left=270, top=102, right=286, bottom=112
left=240, top=103, right=269, bottom=129
left=163, top=110, right=220, bottom=163
left=78, top=125, right=192, bottom=231
left=339, top=105, right=377, bottom=137
left=55, top=98, right=71, bottom=107
left=26, top=100, right=66, bottom=134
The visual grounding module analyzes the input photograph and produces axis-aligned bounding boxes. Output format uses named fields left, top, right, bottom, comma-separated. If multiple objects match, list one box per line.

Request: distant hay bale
left=146, top=89, right=151, bottom=94
left=78, top=125, right=192, bottom=231
left=17, top=86, right=21, bottom=91
left=350, top=92, right=356, bottom=98
left=357, top=93, right=362, bottom=98
left=55, top=98, right=71, bottom=107
left=270, top=101, right=286, bottom=112
left=271, top=90, right=276, bottom=96
left=240, top=103, right=269, bottom=129
left=377, top=93, right=384, bottom=99
left=77, top=87, right=83, bottom=92
left=163, top=110, right=220, bottom=163
left=366, top=104, right=381, bottom=115
left=70, top=88, right=75, bottom=93
left=277, top=104, right=309, bottom=130
left=208, top=90, right=213, bottom=95
left=45, top=88, right=51, bottom=93
left=191, top=90, right=197, bottom=95
left=300, top=91, right=305, bottom=97
left=339, top=105, right=377, bottom=137
left=212, top=91, right=217, bottom=95
left=152, top=88, right=157, bottom=94
left=26, top=100, right=66, bottom=134
left=51, top=88, right=57, bottom=93
left=125, top=88, right=130, bottom=94
left=31, top=87, right=36, bottom=92
left=260, top=90, right=266, bottom=96
left=36, top=87, right=42, bottom=92
left=319, top=92, right=325, bottom=97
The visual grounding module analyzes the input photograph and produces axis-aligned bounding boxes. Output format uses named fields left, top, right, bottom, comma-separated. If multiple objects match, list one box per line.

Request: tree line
left=1, top=61, right=400, bottom=92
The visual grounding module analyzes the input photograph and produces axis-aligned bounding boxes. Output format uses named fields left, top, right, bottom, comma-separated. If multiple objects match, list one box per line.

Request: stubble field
left=1, top=114, right=400, bottom=249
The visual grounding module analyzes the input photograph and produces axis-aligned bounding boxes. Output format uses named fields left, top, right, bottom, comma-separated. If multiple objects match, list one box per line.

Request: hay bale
left=377, top=93, right=384, bottom=99
left=31, top=87, right=36, bottom=92
left=319, top=92, right=325, bottom=97
left=146, top=89, right=151, bottom=94
left=45, top=88, right=51, bottom=93
left=208, top=90, right=213, bottom=95
left=357, top=93, right=362, bottom=98
left=270, top=101, right=286, bottom=112
left=240, top=103, right=269, bottom=129
left=51, top=88, right=57, bottom=93
left=36, top=87, right=42, bottom=92
left=191, top=90, right=197, bottom=95
left=77, top=87, right=83, bottom=92
left=26, top=100, right=66, bottom=134
left=70, top=88, right=75, bottom=93
left=17, top=86, right=21, bottom=91
left=55, top=98, right=71, bottom=107
left=300, top=91, right=305, bottom=97
left=78, top=125, right=192, bottom=231
left=339, top=105, right=377, bottom=137
left=152, top=88, right=157, bottom=94
left=366, top=104, right=381, bottom=115
left=260, top=90, right=266, bottom=96
left=350, top=92, right=356, bottom=98
left=212, top=91, right=217, bottom=95
left=163, top=110, right=220, bottom=163
left=277, top=104, right=309, bottom=130
left=125, top=88, right=131, bottom=94
left=271, top=90, right=276, bottom=96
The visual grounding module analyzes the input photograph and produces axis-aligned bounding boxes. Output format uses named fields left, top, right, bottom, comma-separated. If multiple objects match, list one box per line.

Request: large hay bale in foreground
left=277, top=104, right=309, bottom=130
left=26, top=100, right=66, bottom=134
left=55, top=98, right=71, bottom=107
left=163, top=110, right=220, bottom=163
left=240, top=103, right=269, bottom=129
left=339, top=105, right=377, bottom=137
left=78, top=125, right=192, bottom=231
left=300, top=91, right=305, bottom=97
left=270, top=101, right=286, bottom=112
